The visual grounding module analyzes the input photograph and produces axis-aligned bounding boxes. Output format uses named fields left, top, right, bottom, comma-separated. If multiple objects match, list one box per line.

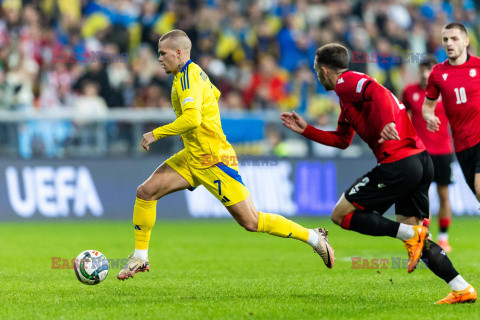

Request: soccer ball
left=74, top=250, right=109, bottom=285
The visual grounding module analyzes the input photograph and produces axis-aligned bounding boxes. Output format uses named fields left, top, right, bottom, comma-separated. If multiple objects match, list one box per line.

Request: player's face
left=315, top=63, right=334, bottom=91
left=158, top=40, right=178, bottom=74
left=441, top=28, right=469, bottom=60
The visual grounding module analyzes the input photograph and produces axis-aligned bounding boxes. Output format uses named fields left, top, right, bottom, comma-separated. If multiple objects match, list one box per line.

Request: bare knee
left=331, top=203, right=348, bottom=226
left=331, top=209, right=343, bottom=226
left=330, top=194, right=356, bottom=226
left=136, top=184, right=157, bottom=201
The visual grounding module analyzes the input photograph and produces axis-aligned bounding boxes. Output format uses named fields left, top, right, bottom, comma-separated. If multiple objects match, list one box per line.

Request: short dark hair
left=419, top=55, right=438, bottom=69
left=443, top=22, right=468, bottom=36
left=315, top=43, right=349, bottom=72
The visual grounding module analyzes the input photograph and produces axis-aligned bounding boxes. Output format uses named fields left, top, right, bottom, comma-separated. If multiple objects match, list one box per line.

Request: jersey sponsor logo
left=5, top=166, right=103, bottom=218
left=442, top=73, right=448, bottom=81
left=200, top=71, right=208, bottom=81
left=182, top=97, right=194, bottom=106
left=470, top=69, right=476, bottom=77
left=356, top=78, right=368, bottom=93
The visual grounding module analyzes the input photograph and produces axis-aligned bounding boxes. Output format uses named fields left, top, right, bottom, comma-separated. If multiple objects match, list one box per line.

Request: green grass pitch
left=1, top=217, right=479, bottom=319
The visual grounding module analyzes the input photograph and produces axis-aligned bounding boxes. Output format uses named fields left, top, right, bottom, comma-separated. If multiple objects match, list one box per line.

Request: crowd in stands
left=0, top=0, right=478, bottom=157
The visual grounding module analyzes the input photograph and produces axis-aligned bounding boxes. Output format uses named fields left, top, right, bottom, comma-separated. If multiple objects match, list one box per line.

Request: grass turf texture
left=1, top=217, right=479, bottom=320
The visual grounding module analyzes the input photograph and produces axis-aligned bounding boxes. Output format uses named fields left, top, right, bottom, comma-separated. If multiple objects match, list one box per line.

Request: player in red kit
left=403, top=56, right=454, bottom=252
left=282, top=43, right=476, bottom=304
left=423, top=23, right=480, bottom=206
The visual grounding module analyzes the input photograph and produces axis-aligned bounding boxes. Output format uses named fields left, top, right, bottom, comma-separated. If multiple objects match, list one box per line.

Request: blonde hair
left=159, top=29, right=192, bottom=51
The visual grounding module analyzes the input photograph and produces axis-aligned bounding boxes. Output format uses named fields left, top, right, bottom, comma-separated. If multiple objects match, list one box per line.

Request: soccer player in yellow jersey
left=117, top=29, right=334, bottom=280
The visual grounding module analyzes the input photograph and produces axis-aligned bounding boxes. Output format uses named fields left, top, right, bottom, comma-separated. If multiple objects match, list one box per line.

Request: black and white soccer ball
left=74, top=250, right=109, bottom=285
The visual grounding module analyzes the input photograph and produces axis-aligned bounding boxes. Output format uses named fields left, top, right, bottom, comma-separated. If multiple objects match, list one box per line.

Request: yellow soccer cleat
left=437, top=238, right=452, bottom=253
left=403, top=225, right=428, bottom=273
left=436, top=285, right=477, bottom=304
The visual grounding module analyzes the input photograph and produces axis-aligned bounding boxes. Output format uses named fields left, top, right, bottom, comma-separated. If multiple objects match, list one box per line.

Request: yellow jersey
left=155, top=60, right=237, bottom=169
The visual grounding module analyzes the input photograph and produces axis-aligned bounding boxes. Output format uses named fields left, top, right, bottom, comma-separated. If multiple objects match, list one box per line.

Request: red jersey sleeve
left=301, top=111, right=355, bottom=149
left=402, top=86, right=413, bottom=111
left=334, top=72, right=373, bottom=103
left=425, top=68, right=440, bottom=100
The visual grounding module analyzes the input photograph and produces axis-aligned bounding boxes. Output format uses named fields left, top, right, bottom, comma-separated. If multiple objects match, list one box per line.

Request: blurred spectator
left=222, top=89, right=246, bottom=110
left=39, top=62, right=73, bottom=109
left=277, top=13, right=316, bottom=72
left=0, top=0, right=479, bottom=158
left=73, top=61, right=112, bottom=106
left=74, top=81, right=108, bottom=121
left=1, top=0, right=478, bottom=114
left=243, top=54, right=291, bottom=109
left=264, top=123, right=308, bottom=157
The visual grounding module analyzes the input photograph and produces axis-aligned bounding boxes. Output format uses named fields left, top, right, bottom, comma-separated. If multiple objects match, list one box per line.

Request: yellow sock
left=257, top=211, right=309, bottom=243
left=133, top=197, right=157, bottom=250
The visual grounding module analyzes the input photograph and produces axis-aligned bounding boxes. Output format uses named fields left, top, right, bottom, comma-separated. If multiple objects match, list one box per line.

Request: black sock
left=439, top=226, right=448, bottom=233
left=348, top=211, right=399, bottom=237
left=421, top=239, right=459, bottom=283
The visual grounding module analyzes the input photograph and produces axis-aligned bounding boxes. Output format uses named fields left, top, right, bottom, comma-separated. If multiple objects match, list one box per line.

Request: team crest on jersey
left=413, top=93, right=420, bottom=101
left=470, top=69, right=477, bottom=77
left=337, top=77, right=344, bottom=84
left=442, top=73, right=448, bottom=81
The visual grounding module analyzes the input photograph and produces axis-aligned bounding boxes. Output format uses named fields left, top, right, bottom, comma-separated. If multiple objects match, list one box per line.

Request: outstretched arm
left=141, top=108, right=202, bottom=151
left=422, top=97, right=440, bottom=132
left=281, top=111, right=354, bottom=149
left=422, top=68, right=441, bottom=132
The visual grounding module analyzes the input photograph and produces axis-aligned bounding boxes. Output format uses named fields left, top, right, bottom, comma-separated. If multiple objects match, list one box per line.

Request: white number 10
left=454, top=87, right=467, bottom=104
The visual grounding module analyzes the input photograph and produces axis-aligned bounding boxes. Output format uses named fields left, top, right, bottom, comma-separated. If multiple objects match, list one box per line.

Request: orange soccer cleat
left=437, top=238, right=452, bottom=253
left=436, top=285, right=477, bottom=304
left=403, top=225, right=428, bottom=273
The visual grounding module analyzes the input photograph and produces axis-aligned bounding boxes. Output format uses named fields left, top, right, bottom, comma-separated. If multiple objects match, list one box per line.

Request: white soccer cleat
left=117, top=253, right=150, bottom=280
left=312, top=228, right=335, bottom=268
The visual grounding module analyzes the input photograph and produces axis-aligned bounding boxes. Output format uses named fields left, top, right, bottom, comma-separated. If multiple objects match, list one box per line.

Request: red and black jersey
left=426, top=54, right=480, bottom=152
left=402, top=83, right=453, bottom=155
left=303, top=71, right=425, bottom=163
